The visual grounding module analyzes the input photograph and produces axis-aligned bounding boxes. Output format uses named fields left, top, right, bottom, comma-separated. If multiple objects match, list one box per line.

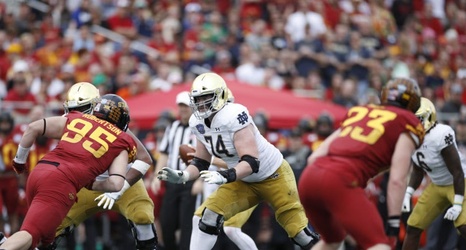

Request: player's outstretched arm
left=20, top=116, right=67, bottom=147
left=158, top=138, right=209, bottom=184
left=94, top=129, right=152, bottom=210
left=13, top=116, right=67, bottom=174
left=91, top=150, right=129, bottom=192
left=388, top=133, right=416, bottom=216
left=386, top=132, right=416, bottom=244
left=200, top=124, right=259, bottom=185
left=125, top=129, right=153, bottom=185
left=402, top=163, right=424, bottom=212
left=442, top=143, right=465, bottom=220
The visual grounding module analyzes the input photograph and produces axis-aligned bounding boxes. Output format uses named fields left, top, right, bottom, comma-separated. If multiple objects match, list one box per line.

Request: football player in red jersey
left=55, top=82, right=157, bottom=250
left=0, top=94, right=137, bottom=250
left=298, top=78, right=425, bottom=250
left=0, top=112, right=20, bottom=234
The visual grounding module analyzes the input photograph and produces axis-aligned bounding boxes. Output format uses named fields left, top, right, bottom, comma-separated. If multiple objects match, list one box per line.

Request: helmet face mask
left=415, top=97, right=437, bottom=132
left=381, top=78, right=421, bottom=113
left=190, top=73, right=228, bottom=120
left=64, top=82, right=100, bottom=114
left=93, top=94, right=131, bottom=131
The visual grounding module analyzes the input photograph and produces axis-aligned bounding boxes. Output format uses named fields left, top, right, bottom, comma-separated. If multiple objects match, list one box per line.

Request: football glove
left=12, top=159, right=27, bottom=175
left=444, top=195, right=464, bottom=221
left=157, top=167, right=189, bottom=184
left=200, top=171, right=227, bottom=185
left=444, top=204, right=462, bottom=221
left=95, top=181, right=130, bottom=210
left=95, top=192, right=118, bottom=210
left=401, top=187, right=415, bottom=212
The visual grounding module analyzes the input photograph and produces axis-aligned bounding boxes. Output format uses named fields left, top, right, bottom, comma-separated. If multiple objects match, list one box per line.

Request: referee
left=151, top=91, right=198, bottom=250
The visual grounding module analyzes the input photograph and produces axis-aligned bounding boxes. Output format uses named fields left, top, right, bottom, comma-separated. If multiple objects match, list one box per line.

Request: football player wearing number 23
left=157, top=72, right=320, bottom=250
left=1, top=94, right=136, bottom=250
left=402, top=98, right=466, bottom=250
left=298, top=78, right=425, bottom=250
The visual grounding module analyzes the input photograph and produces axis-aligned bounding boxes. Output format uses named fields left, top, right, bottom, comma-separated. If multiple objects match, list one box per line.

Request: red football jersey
left=40, top=111, right=137, bottom=189
left=315, top=104, right=424, bottom=187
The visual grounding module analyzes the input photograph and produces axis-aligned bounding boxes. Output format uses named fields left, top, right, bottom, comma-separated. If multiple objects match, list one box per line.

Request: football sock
left=223, top=226, right=257, bottom=250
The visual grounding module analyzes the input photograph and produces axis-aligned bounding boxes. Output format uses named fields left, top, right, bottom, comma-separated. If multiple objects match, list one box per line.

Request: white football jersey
left=189, top=103, right=283, bottom=182
left=411, top=123, right=466, bottom=185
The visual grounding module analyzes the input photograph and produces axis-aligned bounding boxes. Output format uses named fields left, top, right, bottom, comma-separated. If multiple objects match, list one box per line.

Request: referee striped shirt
left=159, top=120, right=196, bottom=171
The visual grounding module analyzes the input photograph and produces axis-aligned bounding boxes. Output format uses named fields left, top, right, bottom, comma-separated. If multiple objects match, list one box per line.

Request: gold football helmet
left=63, top=82, right=100, bottom=114
left=226, top=88, right=234, bottom=103
left=415, top=97, right=437, bottom=132
left=381, top=78, right=421, bottom=113
left=190, top=73, right=228, bottom=119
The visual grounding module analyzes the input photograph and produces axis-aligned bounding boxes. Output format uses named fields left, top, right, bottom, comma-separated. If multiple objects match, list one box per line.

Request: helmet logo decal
left=196, top=124, right=205, bottom=134
left=401, top=93, right=410, bottom=101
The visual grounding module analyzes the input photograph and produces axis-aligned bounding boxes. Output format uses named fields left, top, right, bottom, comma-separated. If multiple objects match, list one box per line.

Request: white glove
left=444, top=194, right=464, bottom=221
left=95, top=192, right=119, bottom=210
left=444, top=204, right=462, bottom=221
left=157, top=167, right=189, bottom=184
left=95, top=181, right=130, bottom=210
left=401, top=186, right=415, bottom=212
left=200, top=171, right=227, bottom=185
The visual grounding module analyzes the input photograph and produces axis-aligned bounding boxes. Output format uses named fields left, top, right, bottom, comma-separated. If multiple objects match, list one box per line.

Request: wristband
left=120, top=180, right=131, bottom=193
left=218, top=168, right=236, bottom=183
left=131, top=160, right=151, bottom=175
left=454, top=194, right=464, bottom=206
left=386, top=215, right=401, bottom=236
left=15, top=145, right=31, bottom=164
left=387, top=215, right=401, bottom=228
left=406, top=186, right=415, bottom=196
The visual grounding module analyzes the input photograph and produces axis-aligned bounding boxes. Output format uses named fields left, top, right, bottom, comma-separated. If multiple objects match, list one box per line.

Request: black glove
left=386, top=215, right=400, bottom=249
left=12, top=159, right=27, bottom=174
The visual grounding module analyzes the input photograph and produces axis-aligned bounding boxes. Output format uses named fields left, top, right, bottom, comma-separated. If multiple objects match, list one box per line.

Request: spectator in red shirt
left=418, top=2, right=444, bottom=37
left=321, top=0, right=344, bottom=30
left=107, top=0, right=137, bottom=39
left=3, top=76, right=37, bottom=120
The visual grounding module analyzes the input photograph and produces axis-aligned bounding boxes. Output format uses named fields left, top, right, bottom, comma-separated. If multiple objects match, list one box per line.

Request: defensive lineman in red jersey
left=298, top=78, right=425, bottom=250
left=0, top=94, right=137, bottom=250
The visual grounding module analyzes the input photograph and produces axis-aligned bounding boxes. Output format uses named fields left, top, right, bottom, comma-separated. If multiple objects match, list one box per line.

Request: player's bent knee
left=291, top=227, right=320, bottom=250
left=127, top=210, right=154, bottom=225
left=199, top=208, right=224, bottom=235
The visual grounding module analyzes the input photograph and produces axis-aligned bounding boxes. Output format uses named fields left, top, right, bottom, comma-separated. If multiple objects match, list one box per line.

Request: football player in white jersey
left=402, top=97, right=466, bottom=250
left=157, top=72, right=319, bottom=250
left=195, top=88, right=259, bottom=250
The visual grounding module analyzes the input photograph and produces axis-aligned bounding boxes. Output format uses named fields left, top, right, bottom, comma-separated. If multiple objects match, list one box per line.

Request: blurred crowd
left=1, top=0, right=466, bottom=249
